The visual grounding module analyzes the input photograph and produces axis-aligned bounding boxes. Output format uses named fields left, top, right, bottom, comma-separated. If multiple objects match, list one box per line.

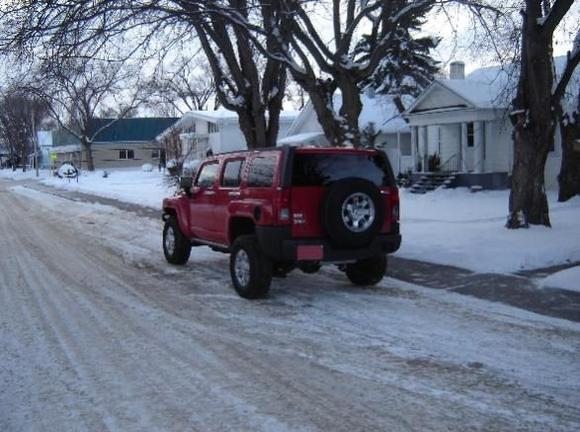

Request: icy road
left=1, top=179, right=579, bottom=431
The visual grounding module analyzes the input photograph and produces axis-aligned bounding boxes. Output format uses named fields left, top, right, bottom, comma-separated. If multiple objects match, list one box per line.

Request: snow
left=3, top=182, right=580, bottom=430
left=335, top=93, right=410, bottom=133
left=0, top=169, right=40, bottom=180
left=277, top=131, right=324, bottom=145
left=397, top=188, right=580, bottom=273
left=3, top=168, right=580, bottom=275
left=541, top=266, right=580, bottom=292
left=436, top=56, right=579, bottom=111
left=39, top=168, right=175, bottom=209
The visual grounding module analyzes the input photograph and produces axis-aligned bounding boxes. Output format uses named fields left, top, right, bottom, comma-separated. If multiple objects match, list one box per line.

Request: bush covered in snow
left=57, top=163, right=78, bottom=179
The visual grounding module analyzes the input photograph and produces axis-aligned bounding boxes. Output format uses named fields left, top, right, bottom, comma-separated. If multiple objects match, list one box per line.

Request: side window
left=467, top=122, right=474, bottom=147
left=221, top=159, right=244, bottom=188
left=195, top=162, right=219, bottom=188
left=247, top=156, right=277, bottom=188
left=119, top=149, right=135, bottom=160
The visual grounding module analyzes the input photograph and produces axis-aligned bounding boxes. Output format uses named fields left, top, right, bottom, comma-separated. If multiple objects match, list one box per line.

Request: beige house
left=46, top=118, right=179, bottom=170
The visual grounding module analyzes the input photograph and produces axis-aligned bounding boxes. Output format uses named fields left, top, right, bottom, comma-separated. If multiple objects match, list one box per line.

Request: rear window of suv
left=292, top=153, right=394, bottom=187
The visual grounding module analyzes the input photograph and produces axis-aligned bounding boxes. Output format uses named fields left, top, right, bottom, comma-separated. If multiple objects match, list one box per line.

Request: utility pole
left=32, top=107, right=39, bottom=177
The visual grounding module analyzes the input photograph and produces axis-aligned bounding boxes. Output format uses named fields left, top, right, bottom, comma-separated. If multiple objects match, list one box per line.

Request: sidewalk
left=15, top=178, right=580, bottom=323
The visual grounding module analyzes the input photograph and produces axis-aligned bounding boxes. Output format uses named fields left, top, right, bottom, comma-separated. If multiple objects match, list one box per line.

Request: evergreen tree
left=359, top=0, right=439, bottom=114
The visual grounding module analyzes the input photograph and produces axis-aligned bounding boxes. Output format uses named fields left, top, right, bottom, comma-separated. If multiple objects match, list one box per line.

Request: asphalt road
left=1, top=179, right=580, bottom=431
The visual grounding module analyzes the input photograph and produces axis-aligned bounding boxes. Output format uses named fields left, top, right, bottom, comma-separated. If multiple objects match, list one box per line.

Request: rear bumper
left=256, top=226, right=401, bottom=263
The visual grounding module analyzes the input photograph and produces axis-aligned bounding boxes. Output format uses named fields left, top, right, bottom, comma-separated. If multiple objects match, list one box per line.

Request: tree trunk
left=296, top=76, right=363, bottom=148
left=507, top=126, right=551, bottom=228
left=557, top=111, right=580, bottom=201
left=81, top=137, right=95, bottom=171
left=336, top=75, right=363, bottom=147
left=237, top=110, right=268, bottom=149
left=308, top=86, right=343, bottom=146
left=507, top=1, right=554, bottom=228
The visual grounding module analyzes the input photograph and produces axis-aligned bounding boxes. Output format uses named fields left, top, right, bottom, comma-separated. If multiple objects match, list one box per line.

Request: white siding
left=485, top=120, right=511, bottom=173
left=439, top=124, right=461, bottom=171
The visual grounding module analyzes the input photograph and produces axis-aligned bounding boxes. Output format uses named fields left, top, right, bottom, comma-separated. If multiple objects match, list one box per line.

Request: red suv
left=162, top=146, right=401, bottom=299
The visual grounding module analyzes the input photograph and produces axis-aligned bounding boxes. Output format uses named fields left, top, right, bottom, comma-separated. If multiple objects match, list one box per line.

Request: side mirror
left=180, top=176, right=193, bottom=194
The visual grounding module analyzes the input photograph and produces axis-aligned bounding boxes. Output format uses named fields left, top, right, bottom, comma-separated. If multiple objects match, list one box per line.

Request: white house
left=161, top=109, right=300, bottom=161
left=279, top=94, right=413, bottom=174
left=405, top=59, right=578, bottom=189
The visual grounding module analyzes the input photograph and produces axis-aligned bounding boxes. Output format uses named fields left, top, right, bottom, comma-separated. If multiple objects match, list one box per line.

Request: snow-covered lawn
left=399, top=188, right=580, bottom=274
left=40, top=167, right=175, bottom=209
left=2, top=167, right=579, bottom=276
left=541, top=266, right=580, bottom=292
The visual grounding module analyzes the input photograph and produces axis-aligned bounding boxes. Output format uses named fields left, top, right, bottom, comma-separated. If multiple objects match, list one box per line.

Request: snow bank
left=0, top=168, right=47, bottom=180
left=397, top=189, right=580, bottom=273
left=41, top=168, right=175, bottom=209
left=541, top=266, right=580, bottom=292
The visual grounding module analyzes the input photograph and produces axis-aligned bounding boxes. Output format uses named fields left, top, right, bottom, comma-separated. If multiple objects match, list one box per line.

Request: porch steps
left=409, top=173, right=457, bottom=194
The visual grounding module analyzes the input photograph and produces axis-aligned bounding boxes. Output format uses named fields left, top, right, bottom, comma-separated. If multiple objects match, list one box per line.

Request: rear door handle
left=204, top=191, right=216, bottom=196
left=228, top=191, right=241, bottom=197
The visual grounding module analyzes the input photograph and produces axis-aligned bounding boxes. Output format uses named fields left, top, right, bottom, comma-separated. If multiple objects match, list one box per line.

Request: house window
left=467, top=123, right=474, bottom=147
left=119, top=149, right=135, bottom=160
left=208, top=122, right=219, bottom=133
left=151, top=149, right=160, bottom=159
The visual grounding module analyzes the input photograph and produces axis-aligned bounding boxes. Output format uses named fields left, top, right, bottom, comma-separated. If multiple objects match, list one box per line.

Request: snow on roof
left=277, top=131, right=324, bottom=145
left=186, top=108, right=300, bottom=123
left=50, top=144, right=81, bottom=154
left=357, top=94, right=410, bottom=133
left=287, top=93, right=410, bottom=138
left=431, top=56, right=578, bottom=110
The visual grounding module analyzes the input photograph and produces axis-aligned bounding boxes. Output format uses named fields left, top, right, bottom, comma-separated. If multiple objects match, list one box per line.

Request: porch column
left=422, top=126, right=428, bottom=173
left=460, top=122, right=468, bottom=172
left=474, top=121, right=485, bottom=173
left=396, top=131, right=401, bottom=174
left=410, top=126, right=417, bottom=172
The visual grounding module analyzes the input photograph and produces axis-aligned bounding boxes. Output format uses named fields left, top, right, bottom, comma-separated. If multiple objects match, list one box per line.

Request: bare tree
left=24, top=57, right=144, bottom=171
left=215, top=0, right=438, bottom=147
left=0, top=88, right=48, bottom=171
left=0, top=1, right=289, bottom=149
left=506, top=0, right=579, bottom=228
left=184, top=1, right=288, bottom=148
left=146, top=55, right=216, bottom=115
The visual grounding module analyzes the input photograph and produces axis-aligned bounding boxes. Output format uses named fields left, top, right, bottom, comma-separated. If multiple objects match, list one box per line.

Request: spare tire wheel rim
left=234, top=250, right=251, bottom=287
left=165, top=226, right=176, bottom=255
left=341, top=192, right=376, bottom=232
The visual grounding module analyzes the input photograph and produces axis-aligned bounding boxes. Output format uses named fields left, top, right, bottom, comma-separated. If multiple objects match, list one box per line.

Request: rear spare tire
left=321, top=178, right=384, bottom=248
left=346, top=255, right=387, bottom=286
left=230, top=235, right=272, bottom=299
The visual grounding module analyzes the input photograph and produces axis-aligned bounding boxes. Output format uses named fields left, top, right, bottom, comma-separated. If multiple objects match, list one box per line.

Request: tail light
left=275, top=187, right=291, bottom=225
left=390, top=186, right=400, bottom=222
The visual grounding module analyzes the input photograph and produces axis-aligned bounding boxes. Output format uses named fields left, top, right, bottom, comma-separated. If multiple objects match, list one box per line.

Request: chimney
left=449, top=61, right=465, bottom=80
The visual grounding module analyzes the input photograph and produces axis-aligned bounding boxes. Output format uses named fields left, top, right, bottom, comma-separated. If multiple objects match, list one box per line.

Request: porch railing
left=440, top=153, right=459, bottom=172
left=399, top=156, right=414, bottom=174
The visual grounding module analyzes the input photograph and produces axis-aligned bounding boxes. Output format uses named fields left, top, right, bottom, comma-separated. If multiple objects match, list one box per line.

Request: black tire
left=230, top=235, right=272, bottom=299
left=346, top=255, right=387, bottom=286
left=163, top=216, right=191, bottom=265
left=321, top=178, right=384, bottom=248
